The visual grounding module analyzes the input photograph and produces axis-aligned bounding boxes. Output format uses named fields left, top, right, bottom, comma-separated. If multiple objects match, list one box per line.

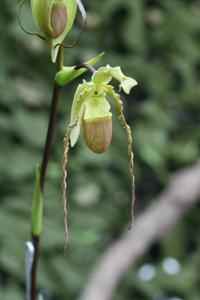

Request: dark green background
left=0, top=0, right=200, bottom=299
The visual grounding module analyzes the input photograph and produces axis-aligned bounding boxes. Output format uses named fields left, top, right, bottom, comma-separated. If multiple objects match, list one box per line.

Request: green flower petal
left=69, top=81, right=94, bottom=146
left=92, top=65, right=137, bottom=93
left=70, top=119, right=81, bottom=147
left=109, top=66, right=138, bottom=94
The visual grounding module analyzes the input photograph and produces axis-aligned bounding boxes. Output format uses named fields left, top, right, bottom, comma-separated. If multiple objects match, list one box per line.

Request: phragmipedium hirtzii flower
left=61, top=65, right=137, bottom=249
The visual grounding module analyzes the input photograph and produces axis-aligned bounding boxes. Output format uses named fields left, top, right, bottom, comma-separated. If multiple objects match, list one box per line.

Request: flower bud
left=31, top=165, right=43, bottom=237
left=31, top=0, right=77, bottom=62
left=82, top=116, right=113, bottom=154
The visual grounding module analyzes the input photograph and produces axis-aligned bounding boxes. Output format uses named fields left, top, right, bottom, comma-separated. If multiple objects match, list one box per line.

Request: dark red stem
left=30, top=47, right=63, bottom=300
left=74, top=63, right=96, bottom=74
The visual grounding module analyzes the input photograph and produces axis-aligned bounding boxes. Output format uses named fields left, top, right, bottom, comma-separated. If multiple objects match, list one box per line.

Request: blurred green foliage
left=0, top=0, right=200, bottom=300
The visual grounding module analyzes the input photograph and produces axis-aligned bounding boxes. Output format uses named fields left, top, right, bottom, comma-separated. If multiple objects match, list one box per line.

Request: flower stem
left=74, top=63, right=96, bottom=74
left=40, top=82, right=61, bottom=191
left=30, top=46, right=64, bottom=300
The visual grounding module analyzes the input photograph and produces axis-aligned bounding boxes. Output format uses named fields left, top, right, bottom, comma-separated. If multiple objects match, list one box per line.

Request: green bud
left=31, top=165, right=43, bottom=236
left=31, top=0, right=77, bottom=62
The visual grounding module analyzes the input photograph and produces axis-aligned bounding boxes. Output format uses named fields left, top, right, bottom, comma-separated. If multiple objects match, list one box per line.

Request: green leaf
left=55, top=52, right=104, bottom=86
left=31, top=165, right=43, bottom=236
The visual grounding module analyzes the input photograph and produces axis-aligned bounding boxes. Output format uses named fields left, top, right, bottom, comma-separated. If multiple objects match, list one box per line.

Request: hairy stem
left=30, top=46, right=64, bottom=300
left=118, top=112, right=135, bottom=228
left=62, top=130, right=71, bottom=254
left=62, top=120, right=78, bottom=254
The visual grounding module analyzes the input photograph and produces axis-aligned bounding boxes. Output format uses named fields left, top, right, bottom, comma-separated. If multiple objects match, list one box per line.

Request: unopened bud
left=31, top=0, right=77, bottom=62
left=82, top=116, right=113, bottom=154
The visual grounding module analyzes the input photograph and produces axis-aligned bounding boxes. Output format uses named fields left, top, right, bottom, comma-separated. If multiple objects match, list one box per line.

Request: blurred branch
left=77, top=160, right=200, bottom=300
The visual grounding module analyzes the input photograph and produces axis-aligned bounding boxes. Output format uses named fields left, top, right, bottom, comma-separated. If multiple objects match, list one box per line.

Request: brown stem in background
left=30, top=46, right=63, bottom=300
left=77, top=160, right=200, bottom=300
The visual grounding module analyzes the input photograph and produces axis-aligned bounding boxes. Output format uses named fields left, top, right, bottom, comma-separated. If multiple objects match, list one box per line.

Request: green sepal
left=92, top=66, right=112, bottom=85
left=31, top=165, right=43, bottom=237
left=31, top=0, right=53, bottom=41
left=55, top=52, right=104, bottom=86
